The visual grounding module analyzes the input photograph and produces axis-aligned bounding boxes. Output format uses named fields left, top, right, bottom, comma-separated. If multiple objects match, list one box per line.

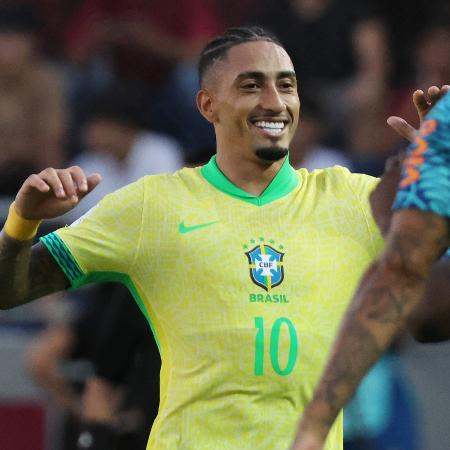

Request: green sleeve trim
left=40, top=232, right=84, bottom=284
left=40, top=232, right=161, bottom=353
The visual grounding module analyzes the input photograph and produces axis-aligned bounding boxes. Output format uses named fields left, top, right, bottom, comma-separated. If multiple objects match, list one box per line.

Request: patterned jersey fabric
left=41, top=157, right=383, bottom=450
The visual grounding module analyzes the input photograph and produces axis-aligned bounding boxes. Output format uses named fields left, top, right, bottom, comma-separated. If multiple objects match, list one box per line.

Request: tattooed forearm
left=304, top=269, right=424, bottom=433
left=0, top=232, right=69, bottom=309
left=0, top=232, right=33, bottom=308
left=298, top=210, right=450, bottom=440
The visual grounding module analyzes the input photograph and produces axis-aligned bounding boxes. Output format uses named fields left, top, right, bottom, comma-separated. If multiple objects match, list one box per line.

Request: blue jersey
left=394, top=91, right=450, bottom=218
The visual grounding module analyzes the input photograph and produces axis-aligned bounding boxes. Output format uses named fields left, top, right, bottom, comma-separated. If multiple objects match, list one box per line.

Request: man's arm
left=292, top=209, right=449, bottom=450
left=372, top=168, right=450, bottom=343
left=0, top=166, right=101, bottom=309
left=0, top=236, right=69, bottom=309
left=290, top=86, right=450, bottom=450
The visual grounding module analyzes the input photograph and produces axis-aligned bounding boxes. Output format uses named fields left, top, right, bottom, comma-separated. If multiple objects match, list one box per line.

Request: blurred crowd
left=0, top=0, right=449, bottom=192
left=0, top=0, right=449, bottom=449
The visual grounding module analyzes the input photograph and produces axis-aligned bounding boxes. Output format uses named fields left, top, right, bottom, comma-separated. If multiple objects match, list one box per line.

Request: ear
left=197, top=89, right=217, bottom=124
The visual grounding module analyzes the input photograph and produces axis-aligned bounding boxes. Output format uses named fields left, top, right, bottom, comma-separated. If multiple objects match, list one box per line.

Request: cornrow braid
left=198, top=26, right=284, bottom=86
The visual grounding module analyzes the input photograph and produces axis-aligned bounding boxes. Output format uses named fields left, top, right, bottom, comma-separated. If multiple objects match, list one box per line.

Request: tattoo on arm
left=301, top=211, right=450, bottom=437
left=0, top=233, right=69, bottom=309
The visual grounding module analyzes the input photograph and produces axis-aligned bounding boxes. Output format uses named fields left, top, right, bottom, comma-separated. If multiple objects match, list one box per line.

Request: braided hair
left=198, top=26, right=284, bottom=86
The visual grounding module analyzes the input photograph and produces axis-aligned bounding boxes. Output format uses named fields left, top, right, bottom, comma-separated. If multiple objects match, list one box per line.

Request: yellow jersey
left=41, top=156, right=383, bottom=450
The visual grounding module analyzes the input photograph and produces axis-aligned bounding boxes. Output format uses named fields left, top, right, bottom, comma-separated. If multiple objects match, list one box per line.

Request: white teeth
left=253, top=121, right=285, bottom=135
left=254, top=121, right=285, bottom=130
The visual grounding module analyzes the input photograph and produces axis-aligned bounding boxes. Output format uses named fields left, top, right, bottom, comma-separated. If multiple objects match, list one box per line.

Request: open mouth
left=251, top=120, right=288, bottom=136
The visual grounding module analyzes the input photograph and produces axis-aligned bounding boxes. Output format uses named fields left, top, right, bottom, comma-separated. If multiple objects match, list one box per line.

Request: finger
left=441, top=84, right=450, bottom=95
left=25, top=174, right=51, bottom=193
left=68, top=165, right=88, bottom=193
left=39, top=168, right=66, bottom=199
left=387, top=116, right=417, bottom=142
left=412, top=90, right=429, bottom=113
left=86, top=173, right=102, bottom=194
left=427, top=85, right=441, bottom=105
left=57, top=169, right=78, bottom=199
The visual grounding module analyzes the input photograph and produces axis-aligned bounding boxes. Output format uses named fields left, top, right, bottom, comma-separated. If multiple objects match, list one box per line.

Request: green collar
left=200, top=155, right=299, bottom=206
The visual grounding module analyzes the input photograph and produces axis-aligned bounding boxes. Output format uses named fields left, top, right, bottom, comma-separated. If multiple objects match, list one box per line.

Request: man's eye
left=280, top=82, right=295, bottom=90
left=242, top=83, right=259, bottom=90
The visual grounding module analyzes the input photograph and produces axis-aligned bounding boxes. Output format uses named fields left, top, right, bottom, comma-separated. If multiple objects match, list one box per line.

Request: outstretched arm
left=0, top=237, right=68, bottom=309
left=0, top=166, right=101, bottom=309
left=291, top=209, right=449, bottom=450
left=372, top=166, right=450, bottom=344
left=290, top=86, right=450, bottom=450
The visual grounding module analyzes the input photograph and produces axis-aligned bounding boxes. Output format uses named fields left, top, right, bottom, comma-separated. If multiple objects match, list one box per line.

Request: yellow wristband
left=3, top=202, right=42, bottom=241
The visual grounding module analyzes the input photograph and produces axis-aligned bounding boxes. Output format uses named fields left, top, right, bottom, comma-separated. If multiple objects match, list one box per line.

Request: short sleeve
left=40, top=178, right=144, bottom=289
left=345, top=169, right=384, bottom=257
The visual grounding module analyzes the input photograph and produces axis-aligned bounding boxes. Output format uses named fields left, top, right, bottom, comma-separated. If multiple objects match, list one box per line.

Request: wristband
left=3, top=202, right=41, bottom=241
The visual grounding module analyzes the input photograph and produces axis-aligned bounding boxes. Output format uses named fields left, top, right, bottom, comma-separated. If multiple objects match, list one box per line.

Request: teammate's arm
left=289, top=86, right=450, bottom=450
left=370, top=85, right=450, bottom=343
left=291, top=209, right=449, bottom=450
left=369, top=157, right=450, bottom=345
left=0, top=167, right=101, bottom=309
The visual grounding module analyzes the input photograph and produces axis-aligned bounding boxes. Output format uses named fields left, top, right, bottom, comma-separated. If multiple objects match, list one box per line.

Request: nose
left=260, top=84, right=285, bottom=112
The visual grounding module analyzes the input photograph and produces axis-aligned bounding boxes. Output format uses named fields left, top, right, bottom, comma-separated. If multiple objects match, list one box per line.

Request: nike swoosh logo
left=178, top=221, right=219, bottom=234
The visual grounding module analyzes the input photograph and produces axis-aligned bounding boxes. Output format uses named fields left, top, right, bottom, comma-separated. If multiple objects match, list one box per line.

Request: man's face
left=83, top=119, right=132, bottom=161
left=0, top=32, right=34, bottom=77
left=203, top=41, right=300, bottom=163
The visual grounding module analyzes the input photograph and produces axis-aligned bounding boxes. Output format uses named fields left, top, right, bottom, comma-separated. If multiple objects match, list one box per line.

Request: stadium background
left=0, top=0, right=449, bottom=449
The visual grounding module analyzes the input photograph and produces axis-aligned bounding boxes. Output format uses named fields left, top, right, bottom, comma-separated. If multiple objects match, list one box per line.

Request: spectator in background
left=27, top=83, right=178, bottom=449
left=0, top=0, right=84, bottom=61
left=0, top=3, right=67, bottom=195
left=64, top=83, right=183, bottom=224
left=258, top=0, right=390, bottom=168
left=64, top=0, right=222, bottom=158
left=27, top=282, right=160, bottom=450
left=289, top=97, right=353, bottom=171
left=385, top=15, right=450, bottom=154
left=76, top=284, right=160, bottom=450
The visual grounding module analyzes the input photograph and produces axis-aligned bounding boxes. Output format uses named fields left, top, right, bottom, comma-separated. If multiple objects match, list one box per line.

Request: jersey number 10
left=254, top=317, right=298, bottom=376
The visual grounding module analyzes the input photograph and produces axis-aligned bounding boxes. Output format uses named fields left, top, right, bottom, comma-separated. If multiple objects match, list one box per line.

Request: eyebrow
left=235, top=71, right=297, bottom=83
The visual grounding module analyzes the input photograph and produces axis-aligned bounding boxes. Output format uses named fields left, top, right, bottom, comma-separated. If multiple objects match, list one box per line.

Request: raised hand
left=14, top=166, right=101, bottom=220
left=387, top=84, right=450, bottom=142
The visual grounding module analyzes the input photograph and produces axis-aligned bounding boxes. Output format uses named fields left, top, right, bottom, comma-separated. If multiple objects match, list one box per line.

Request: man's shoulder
left=298, top=165, right=374, bottom=185
left=140, top=166, right=204, bottom=195
left=296, top=165, right=379, bottom=204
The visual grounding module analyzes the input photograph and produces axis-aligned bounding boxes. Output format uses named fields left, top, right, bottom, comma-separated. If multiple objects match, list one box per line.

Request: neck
left=215, top=150, right=286, bottom=196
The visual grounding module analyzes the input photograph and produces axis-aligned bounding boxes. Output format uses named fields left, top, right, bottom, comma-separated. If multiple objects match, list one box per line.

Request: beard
left=255, top=146, right=289, bottom=162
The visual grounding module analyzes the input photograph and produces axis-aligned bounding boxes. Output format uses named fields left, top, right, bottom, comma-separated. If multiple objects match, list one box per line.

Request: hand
left=15, top=166, right=101, bottom=220
left=387, top=84, right=450, bottom=142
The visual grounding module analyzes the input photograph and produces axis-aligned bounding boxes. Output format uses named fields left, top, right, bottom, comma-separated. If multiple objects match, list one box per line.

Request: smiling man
left=0, top=27, right=385, bottom=449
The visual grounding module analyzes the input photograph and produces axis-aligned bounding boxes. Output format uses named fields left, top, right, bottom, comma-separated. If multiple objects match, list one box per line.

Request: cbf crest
left=244, top=238, right=285, bottom=291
